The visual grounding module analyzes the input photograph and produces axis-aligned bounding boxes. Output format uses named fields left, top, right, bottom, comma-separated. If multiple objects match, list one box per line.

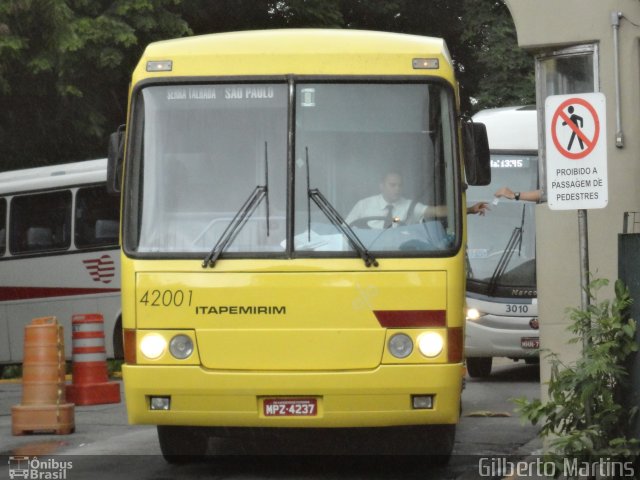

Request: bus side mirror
left=463, top=121, right=491, bottom=186
left=107, top=125, right=125, bottom=195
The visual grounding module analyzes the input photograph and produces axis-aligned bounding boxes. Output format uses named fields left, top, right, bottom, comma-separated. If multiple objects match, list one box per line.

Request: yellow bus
left=109, top=29, right=490, bottom=462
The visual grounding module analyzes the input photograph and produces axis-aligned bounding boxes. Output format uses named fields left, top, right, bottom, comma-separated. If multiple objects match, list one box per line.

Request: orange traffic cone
left=12, top=316, right=75, bottom=435
left=65, top=313, right=121, bottom=405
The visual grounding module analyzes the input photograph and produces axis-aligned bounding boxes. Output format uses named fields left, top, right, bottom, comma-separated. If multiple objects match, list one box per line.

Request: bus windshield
left=126, top=81, right=459, bottom=258
left=466, top=153, right=538, bottom=292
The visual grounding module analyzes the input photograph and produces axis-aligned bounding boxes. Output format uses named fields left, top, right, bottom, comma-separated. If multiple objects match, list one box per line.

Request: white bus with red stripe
left=465, top=106, right=539, bottom=377
left=0, top=159, right=121, bottom=369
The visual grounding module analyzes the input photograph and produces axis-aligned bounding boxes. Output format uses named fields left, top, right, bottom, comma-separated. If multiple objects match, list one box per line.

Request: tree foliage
left=0, top=0, right=189, bottom=170
left=515, top=278, right=639, bottom=476
left=460, top=0, right=535, bottom=110
left=0, top=0, right=533, bottom=171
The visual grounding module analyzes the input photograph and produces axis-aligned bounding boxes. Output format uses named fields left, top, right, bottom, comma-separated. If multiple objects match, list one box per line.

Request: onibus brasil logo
left=8, top=456, right=72, bottom=480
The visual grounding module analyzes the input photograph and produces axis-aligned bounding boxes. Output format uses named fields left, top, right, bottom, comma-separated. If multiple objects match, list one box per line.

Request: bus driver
left=346, top=171, right=488, bottom=229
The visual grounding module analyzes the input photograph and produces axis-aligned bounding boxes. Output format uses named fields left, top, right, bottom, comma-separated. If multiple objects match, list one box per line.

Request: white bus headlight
left=466, top=308, right=482, bottom=321
left=140, top=333, right=166, bottom=360
left=417, top=332, right=444, bottom=358
left=169, top=334, right=194, bottom=359
left=388, top=333, right=413, bottom=359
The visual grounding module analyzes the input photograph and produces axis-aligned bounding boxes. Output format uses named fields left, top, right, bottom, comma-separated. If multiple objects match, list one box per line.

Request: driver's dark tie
left=383, top=204, right=394, bottom=229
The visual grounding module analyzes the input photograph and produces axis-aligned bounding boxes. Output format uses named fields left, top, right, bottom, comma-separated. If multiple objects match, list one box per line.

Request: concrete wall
left=504, top=0, right=640, bottom=392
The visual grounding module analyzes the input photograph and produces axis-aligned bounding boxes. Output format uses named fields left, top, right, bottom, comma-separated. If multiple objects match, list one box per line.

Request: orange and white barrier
left=12, top=316, right=75, bottom=435
left=65, top=313, right=121, bottom=405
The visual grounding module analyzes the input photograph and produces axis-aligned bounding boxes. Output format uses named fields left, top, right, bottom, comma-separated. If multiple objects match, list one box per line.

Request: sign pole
left=578, top=208, right=592, bottom=424
left=578, top=208, right=591, bottom=330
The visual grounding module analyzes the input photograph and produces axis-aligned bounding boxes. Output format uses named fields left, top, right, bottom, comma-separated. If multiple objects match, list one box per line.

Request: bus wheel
left=157, top=426, right=208, bottom=463
left=467, top=357, right=492, bottom=378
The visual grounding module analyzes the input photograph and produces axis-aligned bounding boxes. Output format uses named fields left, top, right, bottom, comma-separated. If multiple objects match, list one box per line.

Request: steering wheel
left=349, top=216, right=401, bottom=229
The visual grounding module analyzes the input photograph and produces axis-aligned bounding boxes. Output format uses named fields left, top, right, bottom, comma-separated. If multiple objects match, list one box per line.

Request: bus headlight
left=388, top=333, right=413, bottom=358
left=169, top=334, right=194, bottom=359
left=140, top=333, right=166, bottom=360
left=466, top=308, right=482, bottom=321
left=417, top=332, right=444, bottom=358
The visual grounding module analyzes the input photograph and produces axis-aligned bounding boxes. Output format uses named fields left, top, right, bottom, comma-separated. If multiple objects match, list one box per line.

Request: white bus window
left=75, top=186, right=120, bottom=248
left=0, top=198, right=6, bottom=255
left=467, top=153, right=538, bottom=287
left=10, top=191, right=72, bottom=254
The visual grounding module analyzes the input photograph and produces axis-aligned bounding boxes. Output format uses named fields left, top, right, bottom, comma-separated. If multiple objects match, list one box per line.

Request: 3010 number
left=506, top=304, right=529, bottom=314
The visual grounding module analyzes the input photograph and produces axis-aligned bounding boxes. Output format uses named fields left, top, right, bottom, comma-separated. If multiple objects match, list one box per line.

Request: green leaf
left=513, top=277, right=640, bottom=459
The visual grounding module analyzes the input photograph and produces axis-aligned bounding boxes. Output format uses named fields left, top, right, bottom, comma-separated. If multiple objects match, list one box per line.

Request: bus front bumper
left=122, top=364, right=463, bottom=428
left=465, top=317, right=539, bottom=358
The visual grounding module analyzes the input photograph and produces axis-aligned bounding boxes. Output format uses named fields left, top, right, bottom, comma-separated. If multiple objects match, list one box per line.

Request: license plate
left=263, top=398, right=318, bottom=417
left=521, top=337, right=540, bottom=349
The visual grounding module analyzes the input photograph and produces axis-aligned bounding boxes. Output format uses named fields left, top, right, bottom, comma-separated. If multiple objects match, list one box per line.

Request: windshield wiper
left=305, top=147, right=378, bottom=268
left=488, top=203, right=526, bottom=293
left=202, top=143, right=270, bottom=268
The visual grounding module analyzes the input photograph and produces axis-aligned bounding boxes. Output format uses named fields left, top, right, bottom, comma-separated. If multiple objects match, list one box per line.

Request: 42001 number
left=139, top=289, right=193, bottom=307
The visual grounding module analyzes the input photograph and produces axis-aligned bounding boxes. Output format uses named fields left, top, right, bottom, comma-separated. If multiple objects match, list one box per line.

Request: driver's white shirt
left=345, top=194, right=427, bottom=228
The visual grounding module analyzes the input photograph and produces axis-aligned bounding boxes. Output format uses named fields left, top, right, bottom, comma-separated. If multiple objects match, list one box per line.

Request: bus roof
left=134, top=29, right=454, bottom=83
left=472, top=106, right=538, bottom=152
left=0, top=159, right=107, bottom=196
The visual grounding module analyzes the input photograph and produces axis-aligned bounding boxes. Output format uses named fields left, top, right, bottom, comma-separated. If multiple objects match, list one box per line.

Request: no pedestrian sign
left=545, top=93, right=608, bottom=210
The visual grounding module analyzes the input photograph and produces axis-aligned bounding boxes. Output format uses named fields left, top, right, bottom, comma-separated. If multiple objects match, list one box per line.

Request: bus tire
left=157, top=426, right=208, bottom=463
left=467, top=357, right=492, bottom=378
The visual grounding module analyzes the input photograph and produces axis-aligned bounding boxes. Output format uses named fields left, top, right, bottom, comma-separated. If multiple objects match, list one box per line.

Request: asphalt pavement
left=0, top=377, right=151, bottom=456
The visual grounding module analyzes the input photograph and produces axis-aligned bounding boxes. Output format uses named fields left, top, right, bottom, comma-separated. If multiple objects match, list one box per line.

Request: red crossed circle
left=550, top=97, right=600, bottom=160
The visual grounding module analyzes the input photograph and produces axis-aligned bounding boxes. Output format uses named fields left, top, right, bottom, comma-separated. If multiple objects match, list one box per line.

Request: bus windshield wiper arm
left=202, top=185, right=267, bottom=268
left=488, top=204, right=526, bottom=293
left=516, top=202, right=525, bottom=257
left=203, top=143, right=270, bottom=269
left=308, top=188, right=379, bottom=268
left=304, top=147, right=377, bottom=267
